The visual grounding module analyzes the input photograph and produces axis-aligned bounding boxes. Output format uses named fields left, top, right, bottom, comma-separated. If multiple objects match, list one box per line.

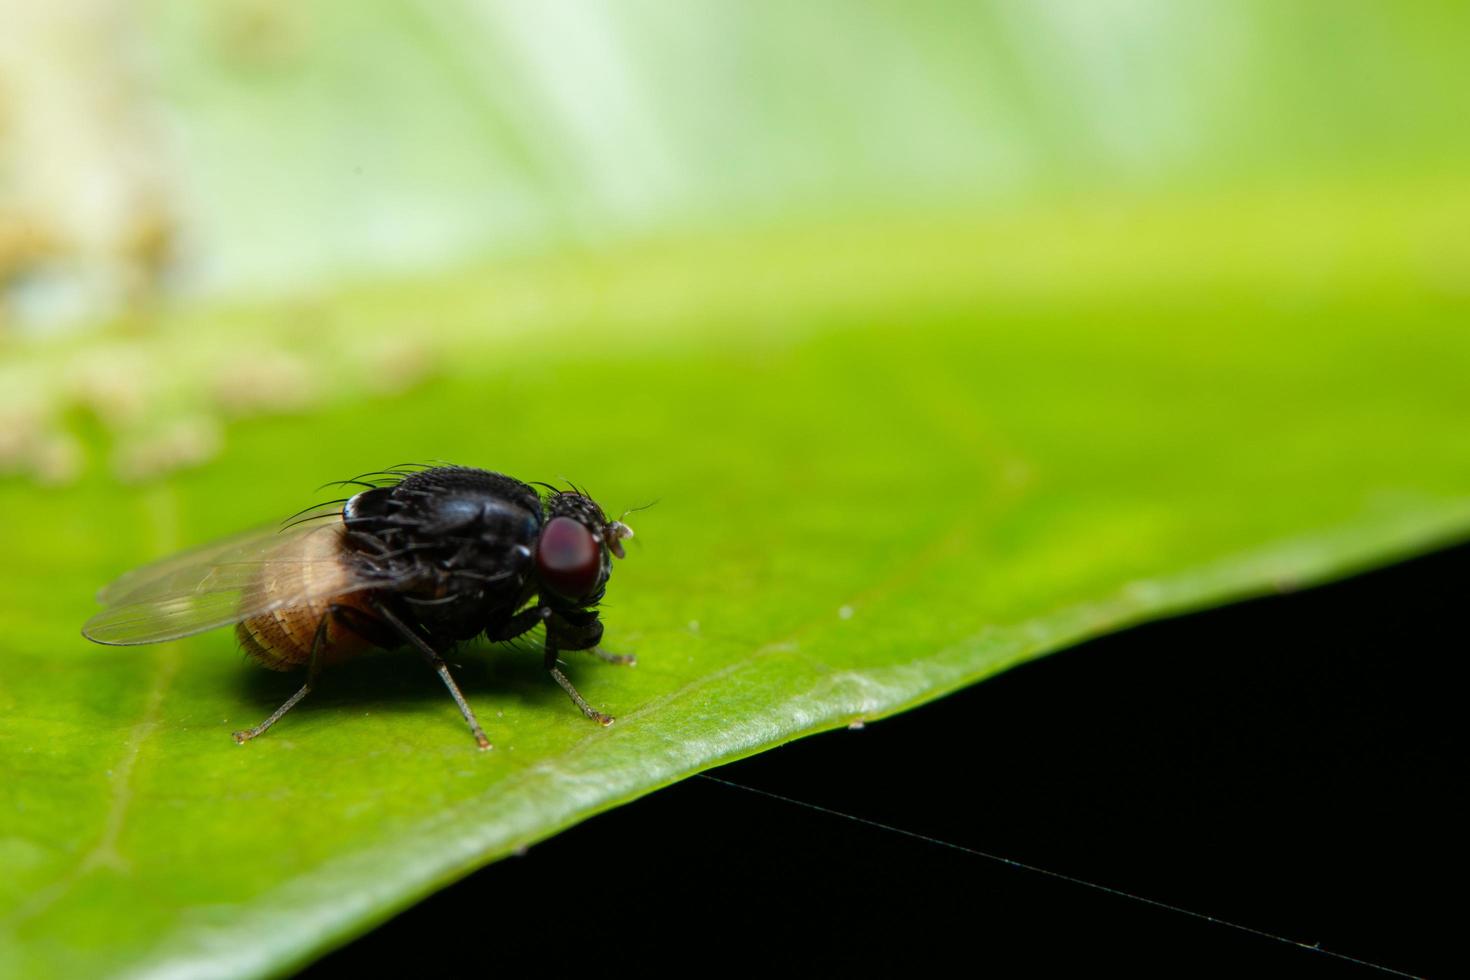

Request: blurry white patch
left=112, top=414, right=223, bottom=482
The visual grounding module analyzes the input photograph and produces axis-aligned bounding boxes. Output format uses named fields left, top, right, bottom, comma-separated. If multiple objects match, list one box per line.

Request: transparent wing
left=94, top=503, right=341, bottom=605
left=83, top=507, right=404, bottom=646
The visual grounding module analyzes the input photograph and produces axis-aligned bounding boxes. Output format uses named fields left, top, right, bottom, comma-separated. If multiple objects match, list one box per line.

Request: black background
left=307, top=542, right=1466, bottom=978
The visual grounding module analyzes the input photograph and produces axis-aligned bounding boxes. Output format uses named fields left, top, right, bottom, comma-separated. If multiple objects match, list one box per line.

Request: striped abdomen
left=235, top=525, right=377, bottom=671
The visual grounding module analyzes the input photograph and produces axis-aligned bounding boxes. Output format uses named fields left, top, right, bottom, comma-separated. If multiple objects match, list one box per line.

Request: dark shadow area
left=305, top=542, right=1469, bottom=977
left=234, top=634, right=588, bottom=721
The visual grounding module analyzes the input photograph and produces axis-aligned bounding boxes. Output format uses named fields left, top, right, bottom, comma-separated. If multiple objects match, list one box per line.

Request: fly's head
left=534, top=490, right=634, bottom=608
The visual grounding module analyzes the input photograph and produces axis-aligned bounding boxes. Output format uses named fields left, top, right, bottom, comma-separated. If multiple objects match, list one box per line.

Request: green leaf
left=3, top=187, right=1470, bottom=977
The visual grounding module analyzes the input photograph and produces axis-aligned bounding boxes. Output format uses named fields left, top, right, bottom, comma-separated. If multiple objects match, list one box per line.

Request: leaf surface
left=3, top=191, right=1470, bottom=977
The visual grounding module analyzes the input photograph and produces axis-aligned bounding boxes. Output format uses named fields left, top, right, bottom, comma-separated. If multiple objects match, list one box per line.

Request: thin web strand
left=696, top=774, right=1418, bottom=979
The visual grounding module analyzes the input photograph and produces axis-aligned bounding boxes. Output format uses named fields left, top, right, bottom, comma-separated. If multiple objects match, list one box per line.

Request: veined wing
left=95, top=504, right=343, bottom=604
left=84, top=508, right=400, bottom=645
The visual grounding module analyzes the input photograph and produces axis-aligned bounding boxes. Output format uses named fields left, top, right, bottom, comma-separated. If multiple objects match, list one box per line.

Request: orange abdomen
left=236, top=594, right=376, bottom=671
left=235, top=523, right=378, bottom=671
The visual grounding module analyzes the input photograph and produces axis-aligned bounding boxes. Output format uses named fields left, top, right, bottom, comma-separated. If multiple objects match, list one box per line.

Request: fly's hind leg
left=233, top=609, right=333, bottom=744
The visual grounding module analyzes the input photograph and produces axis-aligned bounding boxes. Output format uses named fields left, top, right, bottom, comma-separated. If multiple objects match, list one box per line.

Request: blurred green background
left=3, top=3, right=1470, bottom=977
left=2, top=1, right=1468, bottom=482
left=1, top=1, right=1466, bottom=484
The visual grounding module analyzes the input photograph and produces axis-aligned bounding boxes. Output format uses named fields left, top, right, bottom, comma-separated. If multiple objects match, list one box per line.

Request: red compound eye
left=535, top=517, right=601, bottom=599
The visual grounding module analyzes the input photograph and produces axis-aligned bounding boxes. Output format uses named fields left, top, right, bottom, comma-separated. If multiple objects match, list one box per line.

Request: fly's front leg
left=485, top=605, right=551, bottom=643
left=541, top=609, right=617, bottom=724
left=498, top=606, right=631, bottom=665
left=371, top=599, right=492, bottom=751
left=586, top=646, right=636, bottom=666
left=545, top=644, right=615, bottom=727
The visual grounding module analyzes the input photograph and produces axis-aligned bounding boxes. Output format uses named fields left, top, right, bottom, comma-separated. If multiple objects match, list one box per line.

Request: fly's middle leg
left=370, top=599, right=492, bottom=751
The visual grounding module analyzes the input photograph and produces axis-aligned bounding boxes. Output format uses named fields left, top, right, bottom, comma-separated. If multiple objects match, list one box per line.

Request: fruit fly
left=82, top=465, right=637, bottom=750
